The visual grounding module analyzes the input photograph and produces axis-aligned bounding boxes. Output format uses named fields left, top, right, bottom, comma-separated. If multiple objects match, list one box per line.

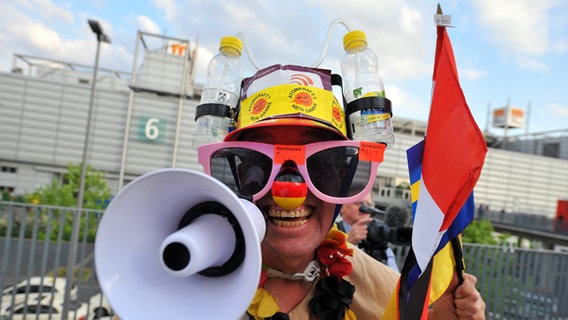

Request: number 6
left=145, top=118, right=160, bottom=140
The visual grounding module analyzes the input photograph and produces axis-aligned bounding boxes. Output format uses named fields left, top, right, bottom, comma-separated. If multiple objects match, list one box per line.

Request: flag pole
left=451, top=237, right=465, bottom=285
left=434, top=3, right=454, bottom=28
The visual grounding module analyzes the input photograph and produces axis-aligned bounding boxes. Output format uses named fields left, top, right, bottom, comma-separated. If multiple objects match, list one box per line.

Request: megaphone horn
left=95, top=169, right=266, bottom=320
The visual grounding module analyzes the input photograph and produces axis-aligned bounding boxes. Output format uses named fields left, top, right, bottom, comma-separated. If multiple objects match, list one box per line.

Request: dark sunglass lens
left=210, top=148, right=272, bottom=196
left=307, top=146, right=371, bottom=198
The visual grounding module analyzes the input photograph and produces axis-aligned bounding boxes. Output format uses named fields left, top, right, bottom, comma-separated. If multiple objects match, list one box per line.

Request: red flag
left=412, top=25, right=487, bottom=274
left=384, top=24, right=487, bottom=320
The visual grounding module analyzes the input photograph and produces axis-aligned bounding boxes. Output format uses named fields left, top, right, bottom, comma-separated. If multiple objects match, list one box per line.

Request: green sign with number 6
left=138, top=115, right=166, bottom=143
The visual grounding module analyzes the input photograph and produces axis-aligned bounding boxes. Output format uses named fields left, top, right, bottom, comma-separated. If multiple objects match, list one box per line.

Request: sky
left=1, top=0, right=567, bottom=136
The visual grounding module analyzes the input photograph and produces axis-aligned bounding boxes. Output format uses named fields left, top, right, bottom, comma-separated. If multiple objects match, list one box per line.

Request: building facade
left=1, top=32, right=567, bottom=217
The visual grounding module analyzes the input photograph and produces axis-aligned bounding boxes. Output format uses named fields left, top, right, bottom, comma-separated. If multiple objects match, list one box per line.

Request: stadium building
left=1, top=31, right=567, bottom=218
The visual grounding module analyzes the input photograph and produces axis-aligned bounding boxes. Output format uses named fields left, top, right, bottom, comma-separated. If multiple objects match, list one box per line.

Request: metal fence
left=0, top=202, right=108, bottom=319
left=1, top=201, right=568, bottom=319
left=465, top=244, right=568, bottom=320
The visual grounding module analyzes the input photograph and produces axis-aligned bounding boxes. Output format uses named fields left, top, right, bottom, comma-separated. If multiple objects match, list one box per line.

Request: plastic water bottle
left=340, top=30, right=394, bottom=148
left=193, top=36, right=243, bottom=147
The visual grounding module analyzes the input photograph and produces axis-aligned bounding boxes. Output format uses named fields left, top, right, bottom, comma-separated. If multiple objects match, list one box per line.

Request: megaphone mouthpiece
left=160, top=201, right=249, bottom=277
left=161, top=213, right=237, bottom=277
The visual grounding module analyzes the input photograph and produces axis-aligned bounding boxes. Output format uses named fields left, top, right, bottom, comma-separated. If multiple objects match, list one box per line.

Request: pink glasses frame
left=198, top=140, right=385, bottom=204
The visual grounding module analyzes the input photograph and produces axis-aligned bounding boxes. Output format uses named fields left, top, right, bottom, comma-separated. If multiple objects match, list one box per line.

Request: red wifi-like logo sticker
left=289, top=73, right=314, bottom=86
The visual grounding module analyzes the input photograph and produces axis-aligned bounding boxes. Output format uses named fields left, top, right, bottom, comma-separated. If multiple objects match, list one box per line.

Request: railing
left=481, top=209, right=568, bottom=234
left=465, top=244, right=568, bottom=319
left=2, top=201, right=568, bottom=319
left=0, top=202, right=108, bottom=319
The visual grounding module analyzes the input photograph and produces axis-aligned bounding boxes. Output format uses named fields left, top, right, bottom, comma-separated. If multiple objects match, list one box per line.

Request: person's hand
left=429, top=273, right=485, bottom=320
left=346, top=214, right=373, bottom=245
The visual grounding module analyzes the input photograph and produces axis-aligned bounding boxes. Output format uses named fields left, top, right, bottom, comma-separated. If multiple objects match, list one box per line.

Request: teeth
left=281, top=210, right=294, bottom=218
left=267, top=206, right=312, bottom=228
left=273, top=219, right=308, bottom=227
left=268, top=208, right=310, bottom=218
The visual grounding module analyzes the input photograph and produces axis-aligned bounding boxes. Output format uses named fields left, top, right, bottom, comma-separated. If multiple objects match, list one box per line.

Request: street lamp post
left=77, top=20, right=111, bottom=210
left=63, top=19, right=111, bottom=318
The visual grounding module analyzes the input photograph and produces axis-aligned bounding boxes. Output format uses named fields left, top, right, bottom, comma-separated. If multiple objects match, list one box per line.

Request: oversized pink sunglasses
left=198, top=140, right=385, bottom=204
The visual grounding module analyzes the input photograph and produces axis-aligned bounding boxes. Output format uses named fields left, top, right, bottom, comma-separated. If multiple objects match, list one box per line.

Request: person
left=336, top=192, right=400, bottom=272
left=113, top=64, right=485, bottom=319
left=198, top=65, right=485, bottom=319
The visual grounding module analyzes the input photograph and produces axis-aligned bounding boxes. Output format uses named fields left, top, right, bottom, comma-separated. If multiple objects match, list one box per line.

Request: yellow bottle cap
left=219, top=36, right=243, bottom=56
left=343, top=30, right=368, bottom=52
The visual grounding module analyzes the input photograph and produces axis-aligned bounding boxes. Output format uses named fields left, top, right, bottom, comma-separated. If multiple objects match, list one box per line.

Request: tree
left=25, top=162, right=112, bottom=210
left=462, top=219, right=498, bottom=245
left=16, top=162, right=112, bottom=242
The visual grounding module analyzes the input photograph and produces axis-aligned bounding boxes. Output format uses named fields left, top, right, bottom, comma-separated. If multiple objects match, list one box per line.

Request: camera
left=358, top=205, right=412, bottom=264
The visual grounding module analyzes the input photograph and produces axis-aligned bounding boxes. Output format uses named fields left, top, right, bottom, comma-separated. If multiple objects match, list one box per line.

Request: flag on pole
left=384, top=11, right=487, bottom=320
left=411, top=20, right=487, bottom=279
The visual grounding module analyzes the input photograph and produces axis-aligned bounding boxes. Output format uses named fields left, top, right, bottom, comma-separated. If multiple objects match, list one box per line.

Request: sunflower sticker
left=331, top=100, right=345, bottom=132
left=288, top=87, right=317, bottom=113
left=246, top=92, right=272, bottom=122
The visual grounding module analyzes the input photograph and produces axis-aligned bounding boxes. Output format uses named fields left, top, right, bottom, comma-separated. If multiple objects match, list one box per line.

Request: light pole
left=77, top=20, right=111, bottom=209
left=63, top=18, right=111, bottom=318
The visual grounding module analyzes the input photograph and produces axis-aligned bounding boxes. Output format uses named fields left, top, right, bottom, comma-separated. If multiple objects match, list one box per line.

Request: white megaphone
left=95, top=168, right=266, bottom=320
